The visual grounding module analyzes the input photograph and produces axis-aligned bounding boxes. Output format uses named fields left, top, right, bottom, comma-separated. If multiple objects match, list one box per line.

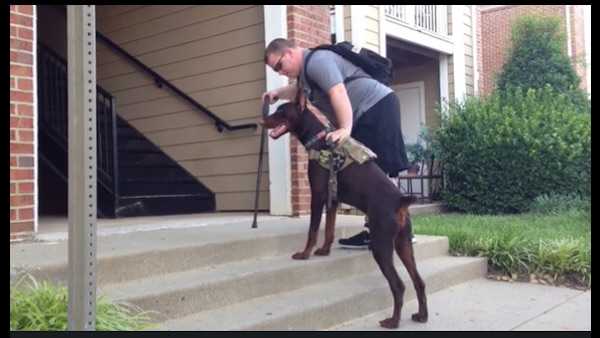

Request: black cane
left=251, top=97, right=270, bottom=228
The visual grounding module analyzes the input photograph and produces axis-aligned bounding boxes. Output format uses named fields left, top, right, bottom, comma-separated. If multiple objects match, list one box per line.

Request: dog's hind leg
left=314, top=202, right=337, bottom=256
left=395, top=215, right=428, bottom=323
left=369, top=221, right=405, bottom=329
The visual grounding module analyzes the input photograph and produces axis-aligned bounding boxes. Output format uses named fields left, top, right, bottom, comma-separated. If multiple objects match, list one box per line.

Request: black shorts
left=351, top=93, right=410, bottom=177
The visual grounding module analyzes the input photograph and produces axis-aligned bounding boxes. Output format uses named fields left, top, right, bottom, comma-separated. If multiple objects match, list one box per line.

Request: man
left=263, top=38, right=413, bottom=248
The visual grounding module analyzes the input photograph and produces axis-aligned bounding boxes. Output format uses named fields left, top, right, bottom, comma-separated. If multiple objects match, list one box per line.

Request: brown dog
left=262, top=102, right=428, bottom=329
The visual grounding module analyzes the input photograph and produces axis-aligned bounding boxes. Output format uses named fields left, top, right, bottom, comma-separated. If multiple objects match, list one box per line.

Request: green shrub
left=10, top=275, right=155, bottom=331
left=435, top=86, right=590, bottom=214
left=495, top=14, right=589, bottom=108
left=529, top=193, right=590, bottom=215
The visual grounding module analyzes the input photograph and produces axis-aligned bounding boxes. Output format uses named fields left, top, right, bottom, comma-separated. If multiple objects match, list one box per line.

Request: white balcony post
left=263, top=5, right=292, bottom=215
left=451, top=5, right=467, bottom=102
left=437, top=5, right=448, bottom=36
left=405, top=5, right=415, bottom=28
left=439, top=54, right=450, bottom=116
left=379, top=5, right=387, bottom=56
left=350, top=5, right=366, bottom=48
left=335, top=5, right=345, bottom=42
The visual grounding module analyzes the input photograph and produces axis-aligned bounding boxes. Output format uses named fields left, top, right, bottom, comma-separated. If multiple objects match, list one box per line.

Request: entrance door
left=392, top=81, right=428, bottom=196
left=391, top=81, right=426, bottom=145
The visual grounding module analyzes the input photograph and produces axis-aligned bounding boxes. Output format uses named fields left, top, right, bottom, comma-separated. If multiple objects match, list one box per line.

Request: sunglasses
left=272, top=53, right=285, bottom=72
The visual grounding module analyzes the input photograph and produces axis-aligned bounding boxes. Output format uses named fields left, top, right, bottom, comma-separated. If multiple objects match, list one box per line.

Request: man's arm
left=326, top=82, right=353, bottom=143
left=263, top=83, right=299, bottom=103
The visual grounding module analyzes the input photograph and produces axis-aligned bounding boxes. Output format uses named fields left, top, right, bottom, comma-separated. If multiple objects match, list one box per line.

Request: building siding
left=96, top=5, right=268, bottom=211
left=463, top=5, right=475, bottom=96
left=365, top=5, right=380, bottom=52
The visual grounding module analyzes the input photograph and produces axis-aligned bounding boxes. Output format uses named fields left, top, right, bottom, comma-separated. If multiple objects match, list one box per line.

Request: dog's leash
left=251, top=97, right=270, bottom=229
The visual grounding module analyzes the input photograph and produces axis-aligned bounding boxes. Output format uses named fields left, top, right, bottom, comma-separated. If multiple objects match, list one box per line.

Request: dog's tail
left=396, top=195, right=417, bottom=228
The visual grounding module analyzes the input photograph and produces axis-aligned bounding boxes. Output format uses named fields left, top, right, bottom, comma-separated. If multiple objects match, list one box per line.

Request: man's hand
left=326, top=127, right=351, bottom=144
left=261, top=90, right=279, bottom=104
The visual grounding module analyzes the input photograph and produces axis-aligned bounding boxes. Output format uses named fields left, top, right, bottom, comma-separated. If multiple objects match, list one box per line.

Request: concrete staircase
left=10, top=213, right=487, bottom=330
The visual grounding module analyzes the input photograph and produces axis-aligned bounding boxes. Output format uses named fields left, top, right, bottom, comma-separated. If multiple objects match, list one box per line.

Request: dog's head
left=262, top=102, right=331, bottom=151
left=261, top=102, right=303, bottom=140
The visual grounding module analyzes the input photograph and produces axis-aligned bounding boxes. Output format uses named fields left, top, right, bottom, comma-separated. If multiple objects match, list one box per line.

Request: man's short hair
left=264, top=38, right=295, bottom=64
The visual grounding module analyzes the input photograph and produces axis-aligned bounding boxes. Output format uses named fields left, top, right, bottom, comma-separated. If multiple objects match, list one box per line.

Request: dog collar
left=304, top=129, right=327, bottom=149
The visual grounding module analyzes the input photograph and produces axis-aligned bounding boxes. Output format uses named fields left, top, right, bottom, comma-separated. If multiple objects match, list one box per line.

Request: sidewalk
left=331, top=278, right=591, bottom=331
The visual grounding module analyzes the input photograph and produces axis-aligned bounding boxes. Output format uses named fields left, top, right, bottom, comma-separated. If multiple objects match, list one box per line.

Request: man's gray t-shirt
left=298, top=49, right=392, bottom=126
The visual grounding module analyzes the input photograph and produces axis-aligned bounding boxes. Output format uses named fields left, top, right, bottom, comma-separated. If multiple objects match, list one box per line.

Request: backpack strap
left=303, top=48, right=368, bottom=100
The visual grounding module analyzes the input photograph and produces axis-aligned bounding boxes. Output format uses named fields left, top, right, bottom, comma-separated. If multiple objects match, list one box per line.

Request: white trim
left=439, top=54, right=449, bottom=116
left=378, top=5, right=386, bottom=56
left=33, top=5, right=38, bottom=234
left=263, top=5, right=292, bottom=216
left=451, top=5, right=467, bottom=102
left=350, top=5, right=365, bottom=48
left=565, top=5, right=572, bottom=57
left=471, top=5, right=479, bottom=96
left=335, top=5, right=345, bottom=43
left=584, top=5, right=591, bottom=95
left=385, top=19, right=454, bottom=55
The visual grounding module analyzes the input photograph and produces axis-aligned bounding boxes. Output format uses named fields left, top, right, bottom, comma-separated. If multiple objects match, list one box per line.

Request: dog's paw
left=292, top=252, right=310, bottom=260
left=314, top=248, right=330, bottom=256
left=379, top=317, right=399, bottom=329
left=411, top=313, right=428, bottom=323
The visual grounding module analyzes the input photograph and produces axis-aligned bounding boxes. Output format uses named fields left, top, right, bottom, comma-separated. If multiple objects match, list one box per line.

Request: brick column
left=475, top=6, right=483, bottom=96
left=569, top=5, right=588, bottom=93
left=10, top=5, right=36, bottom=240
left=286, top=5, right=331, bottom=215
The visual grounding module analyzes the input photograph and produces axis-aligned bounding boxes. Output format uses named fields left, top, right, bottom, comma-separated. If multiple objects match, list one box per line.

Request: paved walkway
left=331, top=278, right=591, bottom=331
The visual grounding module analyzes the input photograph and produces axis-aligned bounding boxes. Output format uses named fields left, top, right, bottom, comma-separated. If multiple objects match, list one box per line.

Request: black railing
left=96, top=32, right=258, bottom=133
left=397, top=155, right=444, bottom=203
left=38, top=42, right=119, bottom=216
left=38, top=43, right=68, bottom=145
left=96, top=86, right=120, bottom=214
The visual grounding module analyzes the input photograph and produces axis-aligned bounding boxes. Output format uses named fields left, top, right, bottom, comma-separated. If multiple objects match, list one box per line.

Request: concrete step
left=11, top=216, right=367, bottom=286
left=157, top=255, right=487, bottom=330
left=100, top=235, right=449, bottom=321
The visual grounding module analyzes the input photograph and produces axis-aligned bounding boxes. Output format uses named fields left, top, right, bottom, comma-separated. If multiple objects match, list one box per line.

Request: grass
left=412, top=208, right=591, bottom=288
left=10, top=274, right=156, bottom=331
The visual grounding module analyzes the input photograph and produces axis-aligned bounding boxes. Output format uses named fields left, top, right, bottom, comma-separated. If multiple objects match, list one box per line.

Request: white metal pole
left=67, top=5, right=97, bottom=331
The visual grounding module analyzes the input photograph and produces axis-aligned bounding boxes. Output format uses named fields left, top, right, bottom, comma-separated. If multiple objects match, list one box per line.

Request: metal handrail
left=38, top=42, right=119, bottom=216
left=96, top=32, right=258, bottom=133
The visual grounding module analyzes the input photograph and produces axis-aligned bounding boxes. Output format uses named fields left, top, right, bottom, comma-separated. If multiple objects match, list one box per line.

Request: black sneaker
left=338, top=230, right=370, bottom=249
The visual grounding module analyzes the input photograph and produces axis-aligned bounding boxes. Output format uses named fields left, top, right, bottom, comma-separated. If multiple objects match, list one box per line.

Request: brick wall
left=478, top=5, right=587, bottom=96
left=286, top=5, right=330, bottom=215
left=10, top=5, right=36, bottom=240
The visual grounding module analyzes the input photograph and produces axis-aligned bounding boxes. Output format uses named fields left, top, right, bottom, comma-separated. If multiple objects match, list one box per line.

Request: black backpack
left=304, top=41, right=393, bottom=92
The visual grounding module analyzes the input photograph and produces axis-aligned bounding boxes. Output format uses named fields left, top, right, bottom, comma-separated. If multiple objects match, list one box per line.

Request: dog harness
left=302, top=102, right=378, bottom=208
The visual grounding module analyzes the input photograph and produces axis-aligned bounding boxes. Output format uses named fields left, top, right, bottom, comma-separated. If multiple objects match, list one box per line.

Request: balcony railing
left=385, top=5, right=448, bottom=37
